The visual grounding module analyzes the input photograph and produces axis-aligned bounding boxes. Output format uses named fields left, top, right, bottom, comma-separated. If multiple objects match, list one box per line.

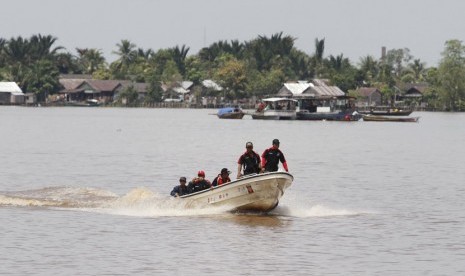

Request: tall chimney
left=381, top=46, right=386, bottom=60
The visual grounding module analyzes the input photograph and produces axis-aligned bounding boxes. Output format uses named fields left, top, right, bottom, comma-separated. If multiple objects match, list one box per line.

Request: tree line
left=1, top=33, right=464, bottom=111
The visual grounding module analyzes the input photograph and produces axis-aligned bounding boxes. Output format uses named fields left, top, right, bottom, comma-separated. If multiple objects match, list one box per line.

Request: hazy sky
left=2, top=0, right=465, bottom=66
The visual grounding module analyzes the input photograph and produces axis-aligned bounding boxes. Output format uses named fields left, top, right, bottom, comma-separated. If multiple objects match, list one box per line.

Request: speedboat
left=179, top=171, right=293, bottom=212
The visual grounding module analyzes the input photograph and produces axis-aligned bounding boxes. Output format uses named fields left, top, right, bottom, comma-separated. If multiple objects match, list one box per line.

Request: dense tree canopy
left=1, top=33, right=464, bottom=110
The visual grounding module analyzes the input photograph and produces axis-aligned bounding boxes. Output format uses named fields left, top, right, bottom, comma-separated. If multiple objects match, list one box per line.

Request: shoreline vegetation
left=1, top=33, right=465, bottom=111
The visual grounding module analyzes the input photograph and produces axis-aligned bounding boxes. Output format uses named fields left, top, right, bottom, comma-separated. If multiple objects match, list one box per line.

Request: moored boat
left=217, top=107, right=245, bottom=119
left=252, top=98, right=297, bottom=120
left=296, top=110, right=362, bottom=121
left=295, top=96, right=360, bottom=121
left=362, top=115, right=420, bottom=122
left=64, top=99, right=100, bottom=107
left=179, top=171, right=293, bottom=212
left=358, top=108, right=413, bottom=116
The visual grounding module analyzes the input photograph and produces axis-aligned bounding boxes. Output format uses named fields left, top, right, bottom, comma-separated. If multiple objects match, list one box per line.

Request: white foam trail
left=2, top=186, right=375, bottom=218
left=274, top=204, right=363, bottom=218
left=88, top=187, right=233, bottom=217
left=271, top=191, right=373, bottom=218
left=0, top=194, right=61, bottom=207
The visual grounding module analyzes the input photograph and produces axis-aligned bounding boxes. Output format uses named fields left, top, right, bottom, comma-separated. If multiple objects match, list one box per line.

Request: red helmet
left=197, top=170, right=205, bottom=177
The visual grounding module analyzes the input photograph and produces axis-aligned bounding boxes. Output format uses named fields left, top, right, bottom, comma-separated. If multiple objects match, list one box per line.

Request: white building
left=0, top=82, right=25, bottom=105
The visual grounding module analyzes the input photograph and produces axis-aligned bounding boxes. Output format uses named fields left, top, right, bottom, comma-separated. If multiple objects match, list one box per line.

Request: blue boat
left=217, top=107, right=245, bottom=119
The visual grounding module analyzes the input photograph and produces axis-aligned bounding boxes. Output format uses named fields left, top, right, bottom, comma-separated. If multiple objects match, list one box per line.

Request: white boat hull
left=252, top=110, right=296, bottom=120
left=180, top=172, right=293, bottom=212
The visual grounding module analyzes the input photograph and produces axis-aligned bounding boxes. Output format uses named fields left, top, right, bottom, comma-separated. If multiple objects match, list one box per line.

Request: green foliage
left=437, top=39, right=465, bottom=111
left=1, top=32, right=465, bottom=111
left=214, top=56, right=247, bottom=94
left=246, top=68, right=285, bottom=97
left=145, top=81, right=163, bottom=103
left=24, top=59, right=60, bottom=101
left=76, top=48, right=106, bottom=74
left=116, top=84, right=139, bottom=106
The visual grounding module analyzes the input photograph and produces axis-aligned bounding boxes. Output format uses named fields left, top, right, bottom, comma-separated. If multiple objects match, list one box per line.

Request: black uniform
left=187, top=178, right=210, bottom=193
left=170, top=185, right=189, bottom=196
left=238, top=151, right=261, bottom=175
left=261, top=147, right=286, bottom=172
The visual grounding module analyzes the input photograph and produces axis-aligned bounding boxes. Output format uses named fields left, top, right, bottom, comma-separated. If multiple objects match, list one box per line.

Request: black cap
left=221, top=168, right=231, bottom=174
left=272, top=139, right=280, bottom=145
left=246, top=142, right=253, bottom=148
left=179, top=177, right=186, bottom=182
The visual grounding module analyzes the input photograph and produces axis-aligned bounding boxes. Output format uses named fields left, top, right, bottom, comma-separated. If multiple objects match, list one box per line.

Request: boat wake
left=0, top=186, right=238, bottom=217
left=273, top=203, right=365, bottom=218
left=0, top=186, right=369, bottom=218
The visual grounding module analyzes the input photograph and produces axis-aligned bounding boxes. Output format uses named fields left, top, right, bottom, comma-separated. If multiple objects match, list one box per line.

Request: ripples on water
left=1, top=107, right=465, bottom=275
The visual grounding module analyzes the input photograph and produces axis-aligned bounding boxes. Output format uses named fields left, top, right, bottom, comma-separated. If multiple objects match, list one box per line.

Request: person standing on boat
left=170, top=177, right=189, bottom=197
left=237, top=141, right=261, bottom=178
left=212, top=168, right=232, bottom=186
left=261, top=139, right=289, bottom=173
left=187, top=170, right=212, bottom=193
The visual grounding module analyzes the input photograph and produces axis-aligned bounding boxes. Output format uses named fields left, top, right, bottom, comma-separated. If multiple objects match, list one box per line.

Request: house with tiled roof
left=58, top=79, right=123, bottom=103
left=58, top=75, right=150, bottom=103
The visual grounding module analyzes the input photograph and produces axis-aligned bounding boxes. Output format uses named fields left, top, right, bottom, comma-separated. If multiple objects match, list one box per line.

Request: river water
left=1, top=106, right=464, bottom=275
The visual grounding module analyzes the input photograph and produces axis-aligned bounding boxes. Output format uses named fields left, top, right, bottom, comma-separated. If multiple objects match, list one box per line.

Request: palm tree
left=137, top=48, right=154, bottom=60
left=3, top=36, right=30, bottom=65
left=401, top=59, right=426, bottom=82
left=170, top=45, right=190, bottom=76
left=76, top=48, right=106, bottom=74
left=29, top=34, right=63, bottom=61
left=0, top=38, right=6, bottom=66
left=23, top=59, right=60, bottom=101
left=229, top=39, right=244, bottom=59
left=312, top=38, right=325, bottom=77
left=55, top=52, right=81, bottom=74
left=358, top=55, right=379, bottom=85
left=112, top=39, right=137, bottom=73
left=244, top=32, right=296, bottom=71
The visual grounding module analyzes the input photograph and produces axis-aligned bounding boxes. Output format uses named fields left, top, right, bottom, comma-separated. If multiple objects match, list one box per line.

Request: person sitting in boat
left=170, top=176, right=189, bottom=197
left=256, top=102, right=266, bottom=112
left=261, top=139, right=289, bottom=173
left=212, top=168, right=231, bottom=187
left=187, top=170, right=212, bottom=193
left=237, top=141, right=261, bottom=178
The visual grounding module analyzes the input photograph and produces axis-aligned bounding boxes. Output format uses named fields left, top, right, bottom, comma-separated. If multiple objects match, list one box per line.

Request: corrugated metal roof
left=180, top=81, right=193, bottom=90
left=310, top=86, right=345, bottom=97
left=357, top=87, right=380, bottom=97
left=202, top=79, right=223, bottom=91
left=173, top=87, right=189, bottom=94
left=0, top=82, right=23, bottom=94
left=283, top=83, right=312, bottom=95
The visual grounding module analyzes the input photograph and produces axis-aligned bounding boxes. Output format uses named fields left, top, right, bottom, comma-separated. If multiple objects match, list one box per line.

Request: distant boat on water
left=362, top=115, right=420, bottom=122
left=252, top=98, right=297, bottom=120
left=358, top=107, right=413, bottom=116
left=65, top=99, right=100, bottom=107
left=217, top=107, right=245, bottom=119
